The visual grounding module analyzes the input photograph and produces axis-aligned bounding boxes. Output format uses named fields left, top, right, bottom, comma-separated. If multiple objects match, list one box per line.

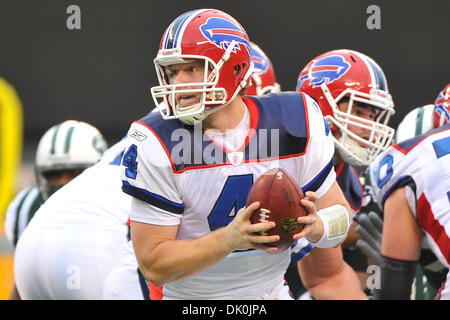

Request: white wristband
left=311, top=204, right=350, bottom=248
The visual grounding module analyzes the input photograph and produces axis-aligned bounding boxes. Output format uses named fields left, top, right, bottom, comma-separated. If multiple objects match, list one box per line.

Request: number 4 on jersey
left=123, top=144, right=138, bottom=179
left=207, top=174, right=253, bottom=231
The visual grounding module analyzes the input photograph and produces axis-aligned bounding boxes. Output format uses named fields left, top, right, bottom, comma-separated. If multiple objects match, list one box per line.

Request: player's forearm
left=298, top=247, right=366, bottom=299
left=135, top=202, right=276, bottom=286
left=341, top=221, right=360, bottom=249
left=139, top=227, right=233, bottom=286
left=307, top=261, right=367, bottom=299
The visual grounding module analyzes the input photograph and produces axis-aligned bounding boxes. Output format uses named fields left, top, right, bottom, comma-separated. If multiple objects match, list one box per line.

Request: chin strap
left=334, top=134, right=370, bottom=167
left=179, top=102, right=229, bottom=125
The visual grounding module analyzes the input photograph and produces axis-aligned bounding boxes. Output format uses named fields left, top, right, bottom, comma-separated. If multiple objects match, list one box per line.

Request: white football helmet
left=35, top=120, right=108, bottom=199
left=395, top=104, right=435, bottom=143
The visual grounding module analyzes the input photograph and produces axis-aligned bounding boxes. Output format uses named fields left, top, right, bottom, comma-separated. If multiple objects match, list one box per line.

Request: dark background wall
left=1, top=0, right=449, bottom=148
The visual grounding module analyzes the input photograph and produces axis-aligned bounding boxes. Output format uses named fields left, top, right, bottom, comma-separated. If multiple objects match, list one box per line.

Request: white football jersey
left=121, top=92, right=336, bottom=299
left=14, top=138, right=133, bottom=299
left=371, top=124, right=450, bottom=298
left=102, top=240, right=147, bottom=300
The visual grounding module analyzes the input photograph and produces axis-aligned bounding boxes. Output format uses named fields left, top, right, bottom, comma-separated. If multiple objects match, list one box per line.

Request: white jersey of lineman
left=14, top=138, right=133, bottom=299
left=371, top=124, right=450, bottom=299
left=102, top=240, right=147, bottom=300
left=121, top=92, right=336, bottom=299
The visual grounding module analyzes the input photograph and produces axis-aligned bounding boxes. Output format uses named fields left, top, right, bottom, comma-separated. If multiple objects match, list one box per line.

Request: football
left=246, top=168, right=307, bottom=253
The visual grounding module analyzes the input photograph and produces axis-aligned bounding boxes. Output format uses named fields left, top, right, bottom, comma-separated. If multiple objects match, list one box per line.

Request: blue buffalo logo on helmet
left=434, top=92, right=450, bottom=122
left=296, top=55, right=351, bottom=90
left=200, top=17, right=250, bottom=54
left=434, top=104, right=450, bottom=122
left=435, top=91, right=449, bottom=113
left=433, top=85, right=450, bottom=127
left=251, top=44, right=269, bottom=75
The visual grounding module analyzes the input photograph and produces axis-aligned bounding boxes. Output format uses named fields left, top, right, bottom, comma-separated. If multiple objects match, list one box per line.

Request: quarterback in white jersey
left=104, top=42, right=287, bottom=300
left=122, top=9, right=365, bottom=300
left=124, top=92, right=340, bottom=300
left=371, top=123, right=450, bottom=299
left=14, top=138, right=135, bottom=299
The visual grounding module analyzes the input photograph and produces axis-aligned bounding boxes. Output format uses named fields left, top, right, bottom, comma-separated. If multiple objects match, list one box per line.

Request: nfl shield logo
left=228, top=151, right=244, bottom=165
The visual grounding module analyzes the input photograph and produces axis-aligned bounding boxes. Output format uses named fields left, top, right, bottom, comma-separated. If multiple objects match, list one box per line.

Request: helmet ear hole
left=233, top=63, right=249, bottom=77
left=233, top=64, right=241, bottom=76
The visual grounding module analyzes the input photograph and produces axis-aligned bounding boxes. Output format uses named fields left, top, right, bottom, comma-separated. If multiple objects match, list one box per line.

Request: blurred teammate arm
left=297, top=181, right=367, bottom=299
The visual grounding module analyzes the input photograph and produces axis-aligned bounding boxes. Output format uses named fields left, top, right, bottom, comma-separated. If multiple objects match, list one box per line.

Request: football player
left=122, top=9, right=365, bottom=300
left=5, top=120, right=107, bottom=299
left=357, top=84, right=450, bottom=299
left=11, top=122, right=146, bottom=299
left=370, top=122, right=450, bottom=299
left=292, top=49, right=396, bottom=298
left=103, top=42, right=283, bottom=300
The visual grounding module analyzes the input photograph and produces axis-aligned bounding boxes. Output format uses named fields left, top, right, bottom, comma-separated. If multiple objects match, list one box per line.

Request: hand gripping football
left=246, top=168, right=307, bottom=253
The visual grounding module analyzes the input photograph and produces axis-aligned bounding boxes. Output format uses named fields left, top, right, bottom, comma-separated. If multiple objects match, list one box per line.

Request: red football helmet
left=296, top=49, right=395, bottom=166
left=433, top=83, right=450, bottom=128
left=246, top=42, right=281, bottom=96
left=151, top=9, right=253, bottom=125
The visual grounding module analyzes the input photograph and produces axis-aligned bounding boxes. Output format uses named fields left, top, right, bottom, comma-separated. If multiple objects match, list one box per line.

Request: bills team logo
left=200, top=17, right=250, bottom=54
left=296, top=55, right=351, bottom=90
left=434, top=92, right=450, bottom=121
left=251, top=45, right=269, bottom=74
left=434, top=105, right=450, bottom=122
